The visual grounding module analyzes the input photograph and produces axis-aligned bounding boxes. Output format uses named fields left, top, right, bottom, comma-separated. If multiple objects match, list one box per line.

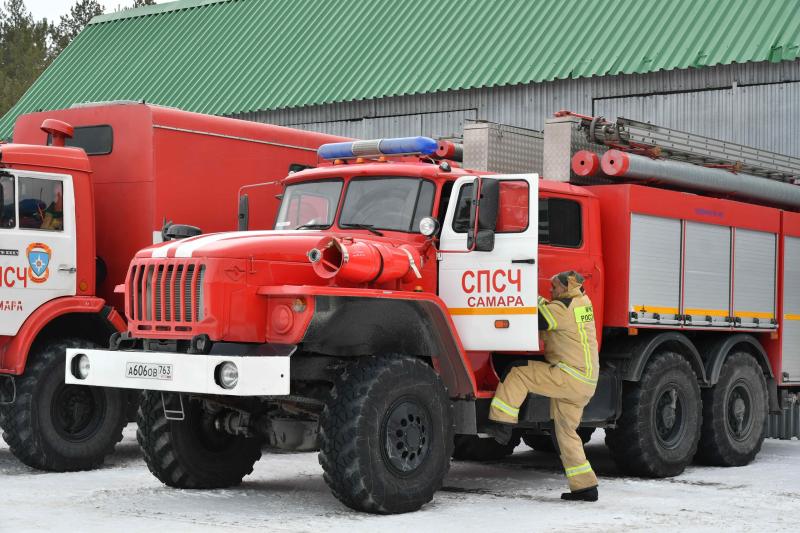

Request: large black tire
left=523, top=427, right=595, bottom=453
left=319, top=356, right=454, bottom=514
left=695, top=352, right=767, bottom=466
left=0, top=338, right=126, bottom=471
left=605, top=351, right=702, bottom=477
left=452, top=434, right=519, bottom=461
left=136, top=391, right=262, bottom=489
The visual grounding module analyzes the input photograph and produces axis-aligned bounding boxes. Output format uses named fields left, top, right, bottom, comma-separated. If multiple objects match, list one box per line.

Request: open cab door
left=438, top=174, right=539, bottom=351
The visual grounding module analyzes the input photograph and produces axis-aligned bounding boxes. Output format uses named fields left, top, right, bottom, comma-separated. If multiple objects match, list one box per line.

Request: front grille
left=128, top=261, right=206, bottom=325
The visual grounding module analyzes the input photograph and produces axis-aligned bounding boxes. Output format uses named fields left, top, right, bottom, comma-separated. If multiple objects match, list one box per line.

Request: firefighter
left=40, top=190, right=63, bottom=230
left=488, top=270, right=600, bottom=502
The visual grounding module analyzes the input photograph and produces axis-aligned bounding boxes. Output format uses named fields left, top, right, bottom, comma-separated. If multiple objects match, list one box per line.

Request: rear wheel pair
left=606, top=350, right=767, bottom=477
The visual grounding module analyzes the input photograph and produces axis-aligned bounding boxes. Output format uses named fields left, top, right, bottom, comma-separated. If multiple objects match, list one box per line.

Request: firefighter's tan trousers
left=489, top=361, right=598, bottom=491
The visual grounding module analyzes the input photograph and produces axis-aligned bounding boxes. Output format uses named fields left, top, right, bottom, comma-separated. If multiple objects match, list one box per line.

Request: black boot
left=561, top=486, right=598, bottom=502
left=484, top=421, right=514, bottom=445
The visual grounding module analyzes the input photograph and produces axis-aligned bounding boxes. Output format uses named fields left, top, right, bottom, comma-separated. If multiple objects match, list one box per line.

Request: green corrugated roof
left=2, top=0, right=800, bottom=137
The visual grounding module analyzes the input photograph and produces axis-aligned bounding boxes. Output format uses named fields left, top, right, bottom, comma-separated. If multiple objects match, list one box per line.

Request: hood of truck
left=138, top=231, right=325, bottom=262
left=125, top=229, right=432, bottom=345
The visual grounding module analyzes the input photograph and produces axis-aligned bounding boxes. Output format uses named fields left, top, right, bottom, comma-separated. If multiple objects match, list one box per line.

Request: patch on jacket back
left=573, top=305, right=594, bottom=323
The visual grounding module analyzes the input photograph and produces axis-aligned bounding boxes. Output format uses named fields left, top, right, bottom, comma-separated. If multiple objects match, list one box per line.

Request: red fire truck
left=65, top=114, right=800, bottom=514
left=0, top=102, right=344, bottom=471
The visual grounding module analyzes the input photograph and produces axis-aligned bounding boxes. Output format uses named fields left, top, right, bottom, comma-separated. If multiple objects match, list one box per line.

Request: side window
left=539, top=197, right=582, bottom=247
left=496, top=180, right=529, bottom=232
left=451, top=183, right=473, bottom=233
left=18, top=177, right=64, bottom=231
left=0, top=174, right=14, bottom=228
left=47, top=125, right=113, bottom=155
left=452, top=180, right=530, bottom=233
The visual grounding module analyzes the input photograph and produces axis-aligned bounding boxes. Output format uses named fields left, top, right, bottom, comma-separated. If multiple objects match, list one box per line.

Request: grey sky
left=24, top=0, right=72, bottom=21
left=23, top=0, right=152, bottom=22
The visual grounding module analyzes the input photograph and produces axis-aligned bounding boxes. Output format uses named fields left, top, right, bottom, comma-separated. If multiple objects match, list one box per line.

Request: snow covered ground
left=1, top=425, right=798, bottom=532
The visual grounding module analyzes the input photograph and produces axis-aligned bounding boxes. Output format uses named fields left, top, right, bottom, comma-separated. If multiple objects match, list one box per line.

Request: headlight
left=72, top=354, right=90, bottom=380
left=215, top=361, right=239, bottom=389
left=419, top=216, right=440, bottom=237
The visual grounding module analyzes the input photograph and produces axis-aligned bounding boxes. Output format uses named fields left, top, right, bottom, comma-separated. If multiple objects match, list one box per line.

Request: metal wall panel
left=683, top=222, right=731, bottom=326
left=629, top=214, right=682, bottom=325
left=733, top=229, right=776, bottom=328
left=235, top=61, right=800, bottom=158
left=285, top=109, right=477, bottom=140
left=782, top=236, right=800, bottom=381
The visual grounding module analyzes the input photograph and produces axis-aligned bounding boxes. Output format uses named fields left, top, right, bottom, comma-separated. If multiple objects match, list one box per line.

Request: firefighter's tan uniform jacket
left=489, top=273, right=599, bottom=491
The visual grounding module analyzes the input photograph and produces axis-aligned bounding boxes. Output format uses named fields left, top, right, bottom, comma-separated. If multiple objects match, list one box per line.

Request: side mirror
left=162, top=222, right=202, bottom=241
left=238, top=193, right=249, bottom=231
left=467, top=177, right=499, bottom=252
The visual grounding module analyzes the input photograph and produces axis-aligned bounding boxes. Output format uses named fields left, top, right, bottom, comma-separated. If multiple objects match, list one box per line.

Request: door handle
left=511, top=258, right=535, bottom=264
left=58, top=265, right=77, bottom=274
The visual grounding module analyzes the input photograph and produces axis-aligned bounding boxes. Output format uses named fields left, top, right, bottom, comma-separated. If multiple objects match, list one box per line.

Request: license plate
left=126, top=362, right=173, bottom=381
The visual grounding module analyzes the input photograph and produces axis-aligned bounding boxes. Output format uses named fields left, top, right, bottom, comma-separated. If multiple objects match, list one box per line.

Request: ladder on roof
left=564, top=111, right=800, bottom=183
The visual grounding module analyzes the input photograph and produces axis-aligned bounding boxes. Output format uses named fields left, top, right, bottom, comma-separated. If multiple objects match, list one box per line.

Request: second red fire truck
left=65, top=114, right=800, bottom=513
left=0, top=102, right=344, bottom=471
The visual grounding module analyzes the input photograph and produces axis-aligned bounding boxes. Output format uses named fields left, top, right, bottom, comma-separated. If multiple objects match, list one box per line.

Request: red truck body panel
left=588, top=184, right=796, bottom=385
left=12, top=103, right=347, bottom=314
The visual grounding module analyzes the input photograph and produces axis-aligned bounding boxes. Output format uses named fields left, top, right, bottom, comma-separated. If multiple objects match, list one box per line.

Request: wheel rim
left=653, top=384, right=686, bottom=450
left=726, top=380, right=754, bottom=441
left=51, top=384, right=106, bottom=442
left=381, top=397, right=431, bottom=476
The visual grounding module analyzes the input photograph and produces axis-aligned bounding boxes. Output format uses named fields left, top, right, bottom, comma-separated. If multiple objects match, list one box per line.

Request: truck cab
left=0, top=122, right=130, bottom=472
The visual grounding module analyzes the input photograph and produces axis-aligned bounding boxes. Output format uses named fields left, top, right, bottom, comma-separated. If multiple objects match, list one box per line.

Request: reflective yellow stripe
left=631, top=305, right=679, bottom=314
left=577, top=321, right=592, bottom=379
left=734, top=311, right=774, bottom=319
left=785, top=314, right=800, bottom=321
left=557, top=362, right=598, bottom=385
left=539, top=300, right=558, bottom=330
left=565, top=461, right=593, bottom=477
left=490, top=397, right=519, bottom=417
left=684, top=308, right=729, bottom=317
left=541, top=309, right=557, bottom=331
left=551, top=304, right=595, bottom=385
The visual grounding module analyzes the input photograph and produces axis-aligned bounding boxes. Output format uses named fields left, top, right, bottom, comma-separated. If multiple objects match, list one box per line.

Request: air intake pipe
left=585, top=149, right=800, bottom=209
left=308, top=237, right=422, bottom=284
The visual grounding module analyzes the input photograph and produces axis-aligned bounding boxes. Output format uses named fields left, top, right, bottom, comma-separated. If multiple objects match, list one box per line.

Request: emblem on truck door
left=26, top=242, right=51, bottom=283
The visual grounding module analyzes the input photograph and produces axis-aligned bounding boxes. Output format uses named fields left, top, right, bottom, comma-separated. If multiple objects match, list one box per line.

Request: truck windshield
left=275, top=180, right=342, bottom=230
left=340, top=177, right=435, bottom=233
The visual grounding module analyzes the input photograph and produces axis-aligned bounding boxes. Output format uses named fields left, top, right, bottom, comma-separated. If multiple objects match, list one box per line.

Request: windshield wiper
left=294, top=223, right=330, bottom=230
left=340, top=223, right=384, bottom=236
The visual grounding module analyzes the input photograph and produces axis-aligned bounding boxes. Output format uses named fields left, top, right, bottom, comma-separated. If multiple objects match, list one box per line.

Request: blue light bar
left=318, top=136, right=438, bottom=160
